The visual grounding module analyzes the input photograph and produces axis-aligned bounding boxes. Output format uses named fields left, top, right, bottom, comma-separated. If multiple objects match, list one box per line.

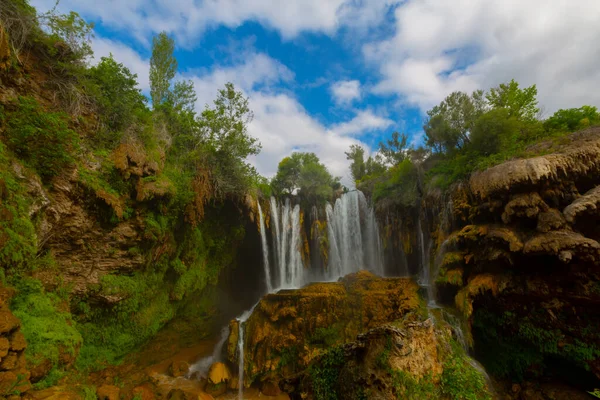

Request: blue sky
left=31, top=0, right=600, bottom=184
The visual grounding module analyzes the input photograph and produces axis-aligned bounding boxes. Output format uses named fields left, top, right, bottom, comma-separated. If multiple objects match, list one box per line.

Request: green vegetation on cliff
left=349, top=79, right=600, bottom=202
left=0, top=0, right=266, bottom=387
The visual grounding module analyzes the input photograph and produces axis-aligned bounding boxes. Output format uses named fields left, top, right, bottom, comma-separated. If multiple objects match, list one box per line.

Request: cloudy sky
left=32, top=0, right=600, bottom=184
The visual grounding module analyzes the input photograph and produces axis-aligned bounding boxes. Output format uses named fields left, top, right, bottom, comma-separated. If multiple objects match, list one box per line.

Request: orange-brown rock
left=0, top=337, right=9, bottom=358
left=261, top=380, right=281, bottom=396
left=131, top=383, right=157, bottom=400
left=207, top=362, right=231, bottom=385
left=8, top=332, right=26, bottom=352
left=168, top=360, right=190, bottom=378
left=97, top=384, right=121, bottom=400
left=229, top=271, right=420, bottom=389
left=0, top=311, right=20, bottom=334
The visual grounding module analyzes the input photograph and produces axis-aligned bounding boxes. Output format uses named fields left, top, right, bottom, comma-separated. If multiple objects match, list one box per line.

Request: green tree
left=486, top=79, right=539, bottom=120
left=195, top=83, right=261, bottom=197
left=88, top=54, right=147, bottom=133
left=544, top=105, right=600, bottom=132
left=271, top=152, right=337, bottom=202
left=345, top=144, right=366, bottom=183
left=379, top=131, right=409, bottom=165
left=150, top=31, right=177, bottom=108
left=470, top=108, right=518, bottom=156
left=424, top=90, right=486, bottom=153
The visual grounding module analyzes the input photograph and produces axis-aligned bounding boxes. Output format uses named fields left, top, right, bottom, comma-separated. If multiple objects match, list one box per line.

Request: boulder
left=0, top=337, right=9, bottom=358
left=0, top=311, right=20, bottom=334
left=207, top=362, right=231, bottom=385
left=8, top=331, right=26, bottom=352
left=168, top=360, right=190, bottom=378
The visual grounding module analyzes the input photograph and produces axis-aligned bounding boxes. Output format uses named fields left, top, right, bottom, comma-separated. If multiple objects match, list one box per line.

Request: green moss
left=440, top=340, right=491, bottom=400
left=0, top=144, right=37, bottom=272
left=10, top=278, right=82, bottom=376
left=309, top=326, right=341, bottom=348
left=309, top=346, right=345, bottom=400
left=391, top=370, right=438, bottom=400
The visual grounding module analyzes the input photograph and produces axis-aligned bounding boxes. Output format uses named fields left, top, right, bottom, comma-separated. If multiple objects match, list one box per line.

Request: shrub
left=5, top=96, right=79, bottom=180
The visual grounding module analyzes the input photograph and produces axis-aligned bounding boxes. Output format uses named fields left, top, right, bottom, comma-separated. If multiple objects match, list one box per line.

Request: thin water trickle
left=187, top=326, right=229, bottom=378
left=237, top=304, right=257, bottom=400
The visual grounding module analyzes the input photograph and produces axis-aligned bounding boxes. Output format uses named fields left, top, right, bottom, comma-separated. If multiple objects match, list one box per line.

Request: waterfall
left=326, top=190, right=384, bottom=277
left=262, top=191, right=384, bottom=289
left=257, top=202, right=272, bottom=293
left=187, top=326, right=229, bottom=378
left=237, top=305, right=256, bottom=400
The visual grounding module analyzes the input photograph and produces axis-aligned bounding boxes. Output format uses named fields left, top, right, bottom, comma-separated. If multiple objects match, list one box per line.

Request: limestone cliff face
left=228, top=272, right=493, bottom=399
left=227, top=271, right=422, bottom=388
left=429, top=127, right=600, bottom=385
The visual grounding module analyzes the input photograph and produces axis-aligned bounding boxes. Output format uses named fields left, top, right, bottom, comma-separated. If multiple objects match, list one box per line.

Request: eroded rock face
left=428, top=128, right=600, bottom=384
left=228, top=271, right=421, bottom=389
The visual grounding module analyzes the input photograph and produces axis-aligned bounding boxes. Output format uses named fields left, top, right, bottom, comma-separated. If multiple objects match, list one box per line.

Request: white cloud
left=330, top=80, right=362, bottom=105
left=31, top=0, right=395, bottom=48
left=328, top=110, right=393, bottom=136
left=366, top=0, right=600, bottom=113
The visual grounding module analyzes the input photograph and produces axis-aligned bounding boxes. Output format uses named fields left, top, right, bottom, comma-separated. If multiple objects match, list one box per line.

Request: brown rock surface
left=470, top=127, right=600, bottom=199
left=229, top=271, right=421, bottom=389
left=97, top=384, right=121, bottom=400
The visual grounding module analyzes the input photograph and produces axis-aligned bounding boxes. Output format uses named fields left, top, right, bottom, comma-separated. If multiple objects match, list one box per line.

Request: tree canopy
left=150, top=31, right=177, bottom=108
left=271, top=152, right=340, bottom=203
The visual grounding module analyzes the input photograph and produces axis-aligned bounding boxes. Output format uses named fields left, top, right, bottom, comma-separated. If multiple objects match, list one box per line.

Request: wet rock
left=207, top=362, right=231, bottom=384
left=0, top=311, right=20, bottom=334
left=97, top=384, right=120, bottom=400
left=204, top=382, right=227, bottom=397
left=0, top=337, right=9, bottom=358
left=8, top=331, right=27, bottom=352
left=261, top=380, right=281, bottom=396
left=0, top=351, right=18, bottom=370
left=168, top=360, right=190, bottom=378
left=131, top=383, right=157, bottom=400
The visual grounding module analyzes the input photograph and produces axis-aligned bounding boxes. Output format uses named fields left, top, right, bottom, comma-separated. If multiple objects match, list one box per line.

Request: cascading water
left=327, top=190, right=384, bottom=278
left=265, top=190, right=384, bottom=289
left=237, top=305, right=256, bottom=400
left=187, top=326, right=229, bottom=378
left=235, top=191, right=385, bottom=398
left=257, top=202, right=272, bottom=293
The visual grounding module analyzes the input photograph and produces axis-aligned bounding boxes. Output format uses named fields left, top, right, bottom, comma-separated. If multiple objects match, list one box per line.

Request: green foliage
left=589, top=389, right=600, bottom=398
left=0, top=144, right=36, bottom=271
left=470, top=108, right=519, bottom=156
left=309, top=346, right=345, bottom=400
left=375, top=336, right=392, bottom=369
left=272, top=152, right=339, bottom=203
left=486, top=79, right=539, bottom=120
left=373, top=159, right=419, bottom=207
left=472, top=308, right=600, bottom=382
left=424, top=90, right=485, bottom=153
left=5, top=96, right=79, bottom=180
left=150, top=31, right=177, bottom=107
left=379, top=131, right=410, bottom=166
left=345, top=144, right=366, bottom=182
left=88, top=54, right=148, bottom=136
left=391, top=370, right=438, bottom=400
left=544, top=105, right=600, bottom=132
left=78, top=384, right=97, bottom=400
left=309, top=326, right=340, bottom=348
left=440, top=340, right=491, bottom=400
left=10, top=278, right=82, bottom=371
left=278, top=345, right=299, bottom=371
